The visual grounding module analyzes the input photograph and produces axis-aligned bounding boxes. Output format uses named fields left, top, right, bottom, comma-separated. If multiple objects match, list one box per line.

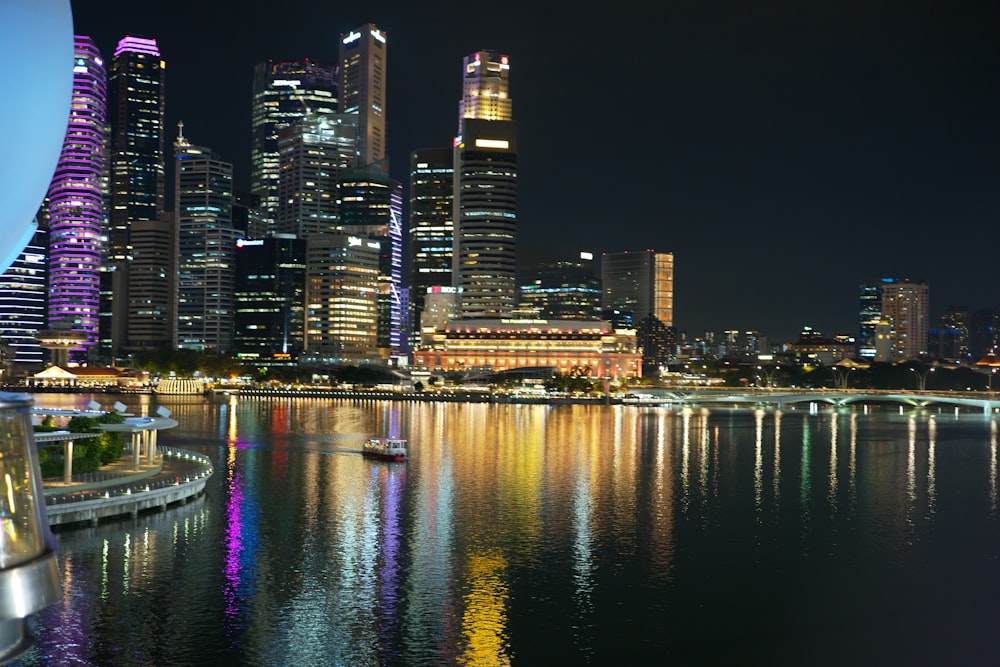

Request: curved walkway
left=43, top=447, right=214, bottom=528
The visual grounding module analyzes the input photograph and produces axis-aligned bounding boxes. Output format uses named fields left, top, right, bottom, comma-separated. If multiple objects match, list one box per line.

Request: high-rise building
left=251, top=60, right=338, bottom=229
left=233, top=234, right=306, bottom=363
left=519, top=252, right=601, bottom=320
left=858, top=281, right=883, bottom=359
left=452, top=50, right=517, bottom=318
left=107, top=35, right=167, bottom=356
left=45, top=35, right=106, bottom=364
left=174, top=123, right=236, bottom=353
left=302, top=232, right=382, bottom=364
left=275, top=114, right=357, bottom=238
left=409, top=148, right=454, bottom=348
left=339, top=24, right=387, bottom=167
left=601, top=250, right=674, bottom=326
left=0, top=228, right=48, bottom=367
left=339, top=160, right=404, bottom=359
left=879, top=278, right=929, bottom=360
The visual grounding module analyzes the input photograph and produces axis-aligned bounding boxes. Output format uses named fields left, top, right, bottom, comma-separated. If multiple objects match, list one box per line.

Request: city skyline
left=73, top=0, right=1000, bottom=342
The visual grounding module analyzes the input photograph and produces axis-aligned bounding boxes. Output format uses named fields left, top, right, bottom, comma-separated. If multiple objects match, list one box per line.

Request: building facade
left=519, top=252, right=601, bottom=320
left=878, top=278, right=929, bottom=361
left=174, top=125, right=236, bottom=353
left=45, top=35, right=106, bottom=364
left=339, top=24, right=387, bottom=168
left=0, top=228, right=48, bottom=367
left=250, top=60, right=338, bottom=229
left=414, top=319, right=641, bottom=379
left=601, top=250, right=674, bottom=327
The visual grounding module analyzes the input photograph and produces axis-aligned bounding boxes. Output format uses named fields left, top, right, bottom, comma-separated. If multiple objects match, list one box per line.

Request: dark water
left=13, top=395, right=1000, bottom=666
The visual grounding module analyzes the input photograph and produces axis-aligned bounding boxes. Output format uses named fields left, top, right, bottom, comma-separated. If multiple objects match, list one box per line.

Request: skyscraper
left=0, top=228, right=47, bottom=367
left=339, top=24, right=387, bottom=167
left=107, top=35, right=168, bottom=356
left=251, top=60, right=338, bottom=229
left=46, top=35, right=106, bottom=364
left=519, top=252, right=601, bottom=320
left=174, top=123, right=236, bottom=353
left=601, top=250, right=674, bottom=327
left=408, top=148, right=454, bottom=348
left=452, top=50, right=517, bottom=318
left=275, top=114, right=357, bottom=238
left=879, top=278, right=929, bottom=360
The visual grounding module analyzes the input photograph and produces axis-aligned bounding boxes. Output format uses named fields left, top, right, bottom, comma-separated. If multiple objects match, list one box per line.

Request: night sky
left=73, top=0, right=999, bottom=343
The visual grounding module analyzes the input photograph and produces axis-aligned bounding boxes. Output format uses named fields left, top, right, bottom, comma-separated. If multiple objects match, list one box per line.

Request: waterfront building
left=302, top=232, right=382, bottom=365
left=173, top=124, right=236, bottom=353
left=125, top=216, right=175, bottom=352
left=250, top=60, right=338, bottom=229
left=409, top=148, right=454, bottom=352
left=518, top=252, right=601, bottom=320
left=415, top=318, right=640, bottom=379
left=934, top=305, right=969, bottom=359
left=452, top=50, right=517, bottom=318
left=106, top=35, right=168, bottom=357
left=879, top=278, right=929, bottom=360
left=339, top=24, right=387, bottom=167
left=275, top=114, right=357, bottom=238
left=786, top=326, right=856, bottom=365
left=601, top=250, right=674, bottom=369
left=44, top=35, right=106, bottom=364
left=0, top=228, right=47, bottom=368
left=233, top=235, right=306, bottom=364
left=858, top=281, right=882, bottom=359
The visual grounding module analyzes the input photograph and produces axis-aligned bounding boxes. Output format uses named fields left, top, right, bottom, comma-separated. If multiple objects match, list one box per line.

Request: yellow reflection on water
left=828, top=414, right=839, bottom=509
left=991, top=420, right=998, bottom=515
left=754, top=410, right=764, bottom=515
left=927, top=416, right=936, bottom=516
left=458, top=547, right=511, bottom=667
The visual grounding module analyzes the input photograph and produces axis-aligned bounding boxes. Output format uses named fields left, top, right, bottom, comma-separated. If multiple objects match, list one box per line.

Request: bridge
left=623, top=388, right=1000, bottom=415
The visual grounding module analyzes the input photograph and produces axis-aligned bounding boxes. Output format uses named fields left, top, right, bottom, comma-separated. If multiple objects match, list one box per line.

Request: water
left=13, top=395, right=1000, bottom=666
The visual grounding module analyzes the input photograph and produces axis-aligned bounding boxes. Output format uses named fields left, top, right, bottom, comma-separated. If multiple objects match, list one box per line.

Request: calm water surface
left=13, top=395, right=1000, bottom=666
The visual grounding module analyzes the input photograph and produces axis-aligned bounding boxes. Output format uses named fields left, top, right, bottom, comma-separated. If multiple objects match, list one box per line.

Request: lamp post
left=832, top=367, right=855, bottom=390
left=909, top=366, right=934, bottom=391
left=756, top=365, right=779, bottom=389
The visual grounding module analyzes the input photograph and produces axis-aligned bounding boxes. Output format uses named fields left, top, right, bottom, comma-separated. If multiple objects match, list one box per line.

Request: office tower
left=233, top=191, right=266, bottom=239
left=601, top=250, right=674, bottom=326
left=107, top=35, right=167, bottom=355
left=409, top=148, right=454, bottom=348
left=879, top=278, right=929, bottom=360
left=303, top=232, right=381, bottom=364
left=339, top=24, right=387, bottom=167
left=0, top=228, right=48, bottom=367
left=126, top=216, right=175, bottom=351
left=174, top=124, right=236, bottom=353
left=233, top=235, right=306, bottom=363
left=275, top=114, right=357, bottom=238
left=519, top=252, right=602, bottom=320
left=458, top=50, right=512, bottom=129
left=251, top=60, right=338, bottom=229
left=452, top=50, right=517, bottom=317
left=45, top=35, right=106, bottom=364
left=339, top=160, right=403, bottom=358
left=936, top=305, right=969, bottom=358
left=967, top=308, right=1000, bottom=360
left=858, top=281, right=883, bottom=359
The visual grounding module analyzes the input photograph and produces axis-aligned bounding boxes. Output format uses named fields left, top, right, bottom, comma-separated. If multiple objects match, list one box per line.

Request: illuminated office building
left=45, top=35, right=106, bottom=363
left=0, top=229, right=47, bottom=367
left=519, top=252, right=601, bottom=320
left=174, top=124, right=236, bottom=353
left=339, top=24, right=387, bottom=167
left=339, top=161, right=404, bottom=358
left=275, top=114, right=357, bottom=238
left=251, top=60, right=337, bottom=228
left=303, top=232, right=382, bottom=364
left=233, top=235, right=306, bottom=363
left=414, top=319, right=641, bottom=379
left=409, top=148, right=454, bottom=349
left=858, top=281, right=882, bottom=359
left=601, top=250, right=674, bottom=326
left=107, top=35, right=168, bottom=355
left=453, top=50, right=517, bottom=318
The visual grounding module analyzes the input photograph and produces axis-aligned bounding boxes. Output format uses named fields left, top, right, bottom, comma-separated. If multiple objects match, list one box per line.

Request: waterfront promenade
left=42, top=446, right=214, bottom=528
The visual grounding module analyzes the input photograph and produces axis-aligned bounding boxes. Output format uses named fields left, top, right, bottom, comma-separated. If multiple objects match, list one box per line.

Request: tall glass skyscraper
left=46, top=35, right=106, bottom=364
left=106, top=35, right=168, bottom=356
left=174, top=124, right=236, bottom=353
left=251, top=60, right=338, bottom=229
left=0, top=228, right=47, bottom=366
left=339, top=23, right=387, bottom=167
left=453, top=51, right=517, bottom=318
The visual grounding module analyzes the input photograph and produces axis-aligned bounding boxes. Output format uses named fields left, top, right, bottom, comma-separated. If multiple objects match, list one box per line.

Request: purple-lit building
left=45, top=35, right=106, bottom=364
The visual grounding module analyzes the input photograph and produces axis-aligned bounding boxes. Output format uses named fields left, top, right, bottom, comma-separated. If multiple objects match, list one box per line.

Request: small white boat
left=362, top=438, right=407, bottom=462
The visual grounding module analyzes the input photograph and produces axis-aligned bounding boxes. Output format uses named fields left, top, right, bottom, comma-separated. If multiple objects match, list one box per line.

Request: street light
left=756, top=365, right=779, bottom=389
left=909, top=366, right=935, bottom=391
left=832, top=366, right=855, bottom=390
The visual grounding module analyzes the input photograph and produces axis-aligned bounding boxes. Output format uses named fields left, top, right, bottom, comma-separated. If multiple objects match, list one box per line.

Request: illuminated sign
left=580, top=251, right=593, bottom=260
left=348, top=236, right=362, bottom=246
left=342, top=31, right=361, bottom=45
left=235, top=238, right=264, bottom=247
left=272, top=79, right=301, bottom=87
left=370, top=29, right=386, bottom=43
left=474, top=138, right=509, bottom=149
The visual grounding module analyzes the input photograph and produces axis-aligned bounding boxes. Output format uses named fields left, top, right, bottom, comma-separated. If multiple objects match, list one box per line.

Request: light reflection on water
left=12, top=395, right=1000, bottom=665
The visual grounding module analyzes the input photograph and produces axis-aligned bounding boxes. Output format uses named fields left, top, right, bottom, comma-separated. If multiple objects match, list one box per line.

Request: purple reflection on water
left=376, top=464, right=405, bottom=663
